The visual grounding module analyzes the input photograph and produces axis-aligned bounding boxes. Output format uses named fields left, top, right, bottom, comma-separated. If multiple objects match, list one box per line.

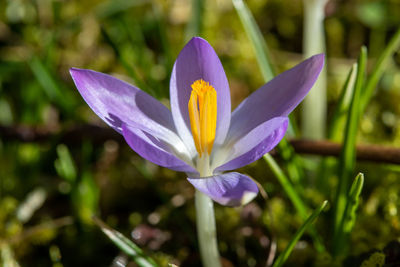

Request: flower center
left=188, top=79, right=217, bottom=157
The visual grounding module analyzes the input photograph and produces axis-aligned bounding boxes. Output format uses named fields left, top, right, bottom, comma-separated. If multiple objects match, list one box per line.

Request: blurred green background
left=1, top=0, right=400, bottom=266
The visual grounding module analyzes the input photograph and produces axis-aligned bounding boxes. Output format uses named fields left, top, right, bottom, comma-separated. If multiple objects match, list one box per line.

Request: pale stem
left=301, top=0, right=328, bottom=140
left=195, top=154, right=221, bottom=267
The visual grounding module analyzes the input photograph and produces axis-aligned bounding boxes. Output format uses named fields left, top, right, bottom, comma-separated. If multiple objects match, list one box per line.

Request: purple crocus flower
left=70, top=37, right=324, bottom=206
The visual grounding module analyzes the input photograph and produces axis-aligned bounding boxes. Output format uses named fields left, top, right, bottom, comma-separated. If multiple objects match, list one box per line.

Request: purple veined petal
left=188, top=172, right=259, bottom=206
left=214, top=117, right=288, bottom=172
left=170, top=37, right=231, bottom=155
left=122, top=124, right=197, bottom=173
left=70, top=68, right=178, bottom=139
left=228, top=54, right=324, bottom=142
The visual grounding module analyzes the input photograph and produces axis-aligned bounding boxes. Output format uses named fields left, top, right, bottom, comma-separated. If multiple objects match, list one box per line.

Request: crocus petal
left=188, top=172, right=258, bottom=206
left=70, top=68, right=178, bottom=139
left=122, top=124, right=197, bottom=173
left=214, top=117, right=288, bottom=172
left=228, top=54, right=324, bottom=142
left=170, top=37, right=231, bottom=156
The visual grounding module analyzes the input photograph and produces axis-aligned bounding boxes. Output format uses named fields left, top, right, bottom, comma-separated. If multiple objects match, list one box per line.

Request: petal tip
left=69, top=67, right=87, bottom=80
left=186, top=36, right=212, bottom=49
left=311, top=53, right=325, bottom=68
left=301, top=53, right=325, bottom=80
left=69, top=67, right=81, bottom=74
left=314, top=53, right=325, bottom=59
left=241, top=190, right=258, bottom=206
left=69, top=67, right=78, bottom=77
left=189, top=36, right=206, bottom=42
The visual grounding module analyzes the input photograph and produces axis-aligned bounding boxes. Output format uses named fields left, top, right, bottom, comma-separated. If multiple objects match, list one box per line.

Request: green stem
left=195, top=190, right=221, bottom=267
left=195, top=155, right=221, bottom=267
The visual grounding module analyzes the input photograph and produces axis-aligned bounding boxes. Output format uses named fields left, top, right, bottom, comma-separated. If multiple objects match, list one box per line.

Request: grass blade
left=333, top=173, right=364, bottom=256
left=185, top=0, right=203, bottom=40
left=94, top=0, right=148, bottom=19
left=54, top=144, right=77, bottom=183
left=360, top=28, right=400, bottom=113
left=317, top=64, right=358, bottom=193
left=28, top=56, right=61, bottom=101
left=343, top=173, right=364, bottom=233
left=333, top=47, right=367, bottom=255
left=263, top=154, right=307, bottom=218
left=93, top=217, right=158, bottom=267
left=272, top=200, right=328, bottom=267
left=263, top=154, right=325, bottom=252
left=233, top=0, right=305, bottom=184
left=100, top=25, right=156, bottom=97
left=328, top=63, right=358, bottom=141
left=28, top=56, right=73, bottom=111
left=233, top=0, right=324, bottom=250
left=233, top=0, right=301, bottom=137
left=277, top=139, right=305, bottom=187
left=232, top=0, right=275, bottom=82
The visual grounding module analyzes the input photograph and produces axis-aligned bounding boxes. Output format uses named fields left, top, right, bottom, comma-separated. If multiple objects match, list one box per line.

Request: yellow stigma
left=188, top=79, right=217, bottom=157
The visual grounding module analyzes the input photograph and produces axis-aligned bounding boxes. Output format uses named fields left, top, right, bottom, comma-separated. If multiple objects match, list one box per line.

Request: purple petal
left=70, top=68, right=177, bottom=138
left=228, top=54, right=324, bottom=142
left=188, top=172, right=259, bottom=206
left=214, top=117, right=288, bottom=172
left=170, top=37, right=231, bottom=155
left=122, top=124, right=197, bottom=173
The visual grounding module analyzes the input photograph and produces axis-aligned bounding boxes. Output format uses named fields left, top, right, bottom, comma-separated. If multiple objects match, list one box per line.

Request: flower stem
left=195, top=154, right=221, bottom=267
left=195, top=190, right=221, bottom=267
